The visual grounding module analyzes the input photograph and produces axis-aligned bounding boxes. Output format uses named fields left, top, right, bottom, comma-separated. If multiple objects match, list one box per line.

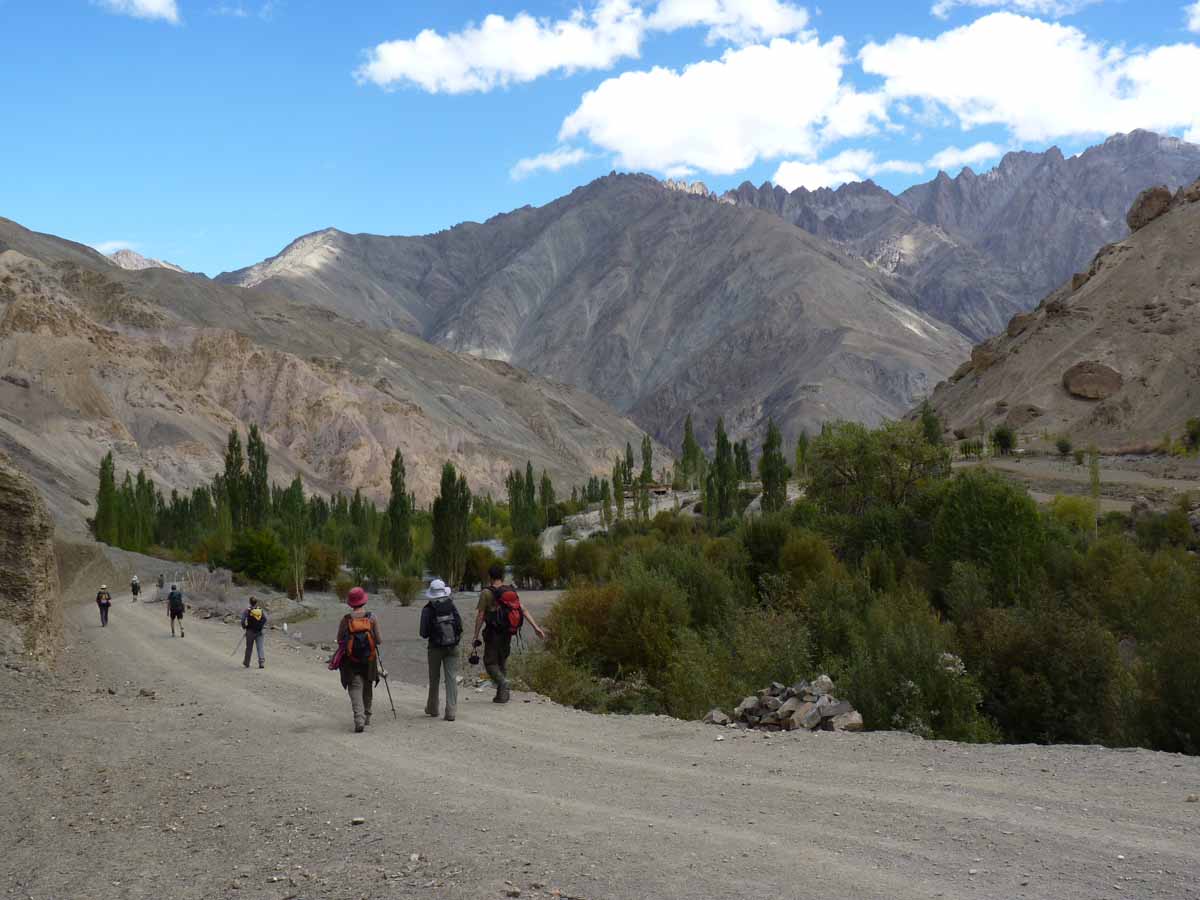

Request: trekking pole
left=229, top=630, right=245, bottom=657
left=374, top=646, right=398, bottom=720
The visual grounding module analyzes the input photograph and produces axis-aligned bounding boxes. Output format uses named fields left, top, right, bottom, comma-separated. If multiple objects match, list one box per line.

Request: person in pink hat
left=336, top=586, right=382, bottom=733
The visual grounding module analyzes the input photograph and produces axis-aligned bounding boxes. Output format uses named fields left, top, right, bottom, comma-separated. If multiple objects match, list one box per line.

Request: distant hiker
left=167, top=584, right=185, bottom=638
left=240, top=597, right=267, bottom=669
left=420, top=578, right=462, bottom=721
left=157, top=573, right=165, bottom=600
left=96, top=584, right=112, bottom=627
left=472, top=564, right=545, bottom=704
left=130, top=574, right=140, bottom=602
left=337, top=587, right=382, bottom=733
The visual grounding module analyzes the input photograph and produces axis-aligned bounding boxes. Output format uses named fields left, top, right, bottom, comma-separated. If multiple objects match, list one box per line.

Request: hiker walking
left=336, top=587, right=382, bottom=733
left=157, top=573, right=165, bottom=601
left=240, top=597, right=267, bottom=668
left=420, top=578, right=462, bottom=721
left=167, top=583, right=185, bottom=638
left=96, top=584, right=112, bottom=627
left=130, top=574, right=140, bottom=602
left=472, top=564, right=545, bottom=703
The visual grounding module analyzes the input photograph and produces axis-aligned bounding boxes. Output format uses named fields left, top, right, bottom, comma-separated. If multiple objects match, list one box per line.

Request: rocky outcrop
left=706, top=676, right=864, bottom=734
left=108, top=249, right=187, bottom=274
left=926, top=173, right=1200, bottom=449
left=0, top=450, right=61, bottom=665
left=1062, top=361, right=1123, bottom=400
left=1126, top=186, right=1173, bottom=232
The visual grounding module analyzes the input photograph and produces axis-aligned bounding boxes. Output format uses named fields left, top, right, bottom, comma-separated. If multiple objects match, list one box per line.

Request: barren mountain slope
left=108, top=248, right=186, bottom=273
left=220, top=174, right=970, bottom=449
left=0, top=218, right=657, bottom=532
left=727, top=131, right=1200, bottom=342
left=926, top=180, right=1200, bottom=448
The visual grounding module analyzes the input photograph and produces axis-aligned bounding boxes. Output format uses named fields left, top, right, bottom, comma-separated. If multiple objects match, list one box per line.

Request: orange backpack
left=345, top=615, right=376, bottom=663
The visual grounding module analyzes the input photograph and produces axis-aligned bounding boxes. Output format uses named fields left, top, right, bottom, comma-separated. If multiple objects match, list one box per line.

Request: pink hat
left=347, top=587, right=368, bottom=608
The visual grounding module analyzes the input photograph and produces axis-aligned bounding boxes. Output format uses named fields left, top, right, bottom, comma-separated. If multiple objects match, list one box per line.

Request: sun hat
left=347, top=586, right=368, bottom=608
left=100, top=584, right=107, bottom=590
left=425, top=578, right=452, bottom=600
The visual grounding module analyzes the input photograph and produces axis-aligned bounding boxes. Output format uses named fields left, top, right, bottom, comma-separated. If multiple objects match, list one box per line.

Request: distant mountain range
left=723, top=130, right=1200, bottom=341
left=218, top=174, right=969, bottom=450
left=0, top=218, right=656, bottom=531
left=107, top=248, right=186, bottom=274
left=219, top=131, right=1199, bottom=449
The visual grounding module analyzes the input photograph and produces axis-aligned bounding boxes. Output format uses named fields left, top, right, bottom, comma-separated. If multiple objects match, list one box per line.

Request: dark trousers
left=483, top=630, right=512, bottom=700
left=99, top=605, right=109, bottom=626
left=243, top=631, right=265, bottom=666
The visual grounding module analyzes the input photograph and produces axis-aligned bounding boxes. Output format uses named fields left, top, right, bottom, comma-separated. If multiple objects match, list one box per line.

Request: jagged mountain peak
left=107, top=248, right=187, bottom=274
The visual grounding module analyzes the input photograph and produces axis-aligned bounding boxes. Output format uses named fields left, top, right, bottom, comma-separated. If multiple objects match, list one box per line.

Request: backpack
left=428, top=598, right=460, bottom=648
left=245, top=607, right=265, bottom=632
left=485, top=586, right=524, bottom=637
left=345, top=615, right=376, bottom=663
left=168, top=590, right=184, bottom=613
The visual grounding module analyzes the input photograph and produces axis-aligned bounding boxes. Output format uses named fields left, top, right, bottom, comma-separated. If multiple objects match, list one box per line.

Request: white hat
left=100, top=584, right=107, bottom=590
left=425, top=578, right=452, bottom=599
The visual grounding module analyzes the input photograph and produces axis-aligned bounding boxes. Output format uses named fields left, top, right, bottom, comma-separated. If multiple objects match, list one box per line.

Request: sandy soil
left=2, top=593, right=1198, bottom=900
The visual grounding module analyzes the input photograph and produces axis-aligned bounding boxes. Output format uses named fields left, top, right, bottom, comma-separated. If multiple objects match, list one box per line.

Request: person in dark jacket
left=240, top=596, right=267, bottom=668
left=96, top=584, right=112, bottom=627
left=472, top=564, right=546, bottom=703
left=167, top=584, right=185, bottom=637
left=338, top=587, right=382, bottom=733
left=419, top=578, right=462, bottom=721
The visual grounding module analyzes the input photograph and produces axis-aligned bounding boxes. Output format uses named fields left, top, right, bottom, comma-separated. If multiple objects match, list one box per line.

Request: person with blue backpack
left=167, top=583, right=185, bottom=637
left=419, top=578, right=462, bottom=721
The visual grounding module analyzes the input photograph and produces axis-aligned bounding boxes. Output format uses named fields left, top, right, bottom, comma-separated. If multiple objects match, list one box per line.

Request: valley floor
left=2, top=595, right=1199, bottom=900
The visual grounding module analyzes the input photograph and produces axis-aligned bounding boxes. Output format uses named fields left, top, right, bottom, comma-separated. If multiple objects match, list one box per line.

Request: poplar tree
left=382, top=450, right=412, bottom=566
left=245, top=424, right=270, bottom=529
left=94, top=452, right=118, bottom=544
left=431, top=462, right=472, bottom=586
left=759, top=418, right=791, bottom=514
left=640, top=434, right=654, bottom=484
left=223, top=429, right=246, bottom=533
left=280, top=474, right=308, bottom=599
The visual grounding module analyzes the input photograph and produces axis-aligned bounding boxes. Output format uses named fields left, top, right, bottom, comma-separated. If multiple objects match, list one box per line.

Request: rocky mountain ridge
left=218, top=174, right=970, bottom=450
left=0, top=216, right=659, bottom=532
left=724, top=130, right=1200, bottom=341
left=107, top=248, right=187, bottom=274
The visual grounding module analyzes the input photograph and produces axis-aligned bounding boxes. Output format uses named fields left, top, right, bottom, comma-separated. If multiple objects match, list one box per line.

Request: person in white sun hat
left=419, top=579, right=463, bottom=721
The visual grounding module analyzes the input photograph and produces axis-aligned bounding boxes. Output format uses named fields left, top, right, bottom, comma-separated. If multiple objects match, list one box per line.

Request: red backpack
left=486, top=586, right=524, bottom=637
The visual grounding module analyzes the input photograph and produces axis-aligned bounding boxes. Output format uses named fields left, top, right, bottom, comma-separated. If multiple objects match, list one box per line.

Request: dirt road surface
left=3, top=595, right=1198, bottom=900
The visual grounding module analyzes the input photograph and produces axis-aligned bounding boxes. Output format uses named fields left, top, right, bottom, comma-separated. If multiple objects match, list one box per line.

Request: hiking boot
left=425, top=708, right=438, bottom=718
left=258, top=661, right=265, bottom=669
left=243, top=661, right=250, bottom=668
left=354, top=724, right=365, bottom=733
left=180, top=629, right=184, bottom=638
left=444, top=712, right=456, bottom=722
left=492, top=693, right=509, bottom=704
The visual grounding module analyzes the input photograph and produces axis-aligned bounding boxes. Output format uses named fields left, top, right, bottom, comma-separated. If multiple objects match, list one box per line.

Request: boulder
left=761, top=696, right=783, bottom=713
left=819, top=699, right=853, bottom=720
left=0, top=451, right=61, bottom=665
left=970, top=344, right=1000, bottom=373
left=777, top=697, right=804, bottom=719
left=1175, top=178, right=1200, bottom=206
left=830, top=711, right=865, bottom=732
left=1126, top=185, right=1173, bottom=231
left=734, top=696, right=760, bottom=720
left=1006, top=312, right=1037, bottom=337
left=810, top=674, right=835, bottom=697
left=1070, top=271, right=1092, bottom=292
left=703, top=708, right=731, bottom=726
left=1062, top=361, right=1122, bottom=400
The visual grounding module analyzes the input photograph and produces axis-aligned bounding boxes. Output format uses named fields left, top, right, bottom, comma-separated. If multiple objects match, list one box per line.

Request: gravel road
left=2, top=594, right=1198, bottom=900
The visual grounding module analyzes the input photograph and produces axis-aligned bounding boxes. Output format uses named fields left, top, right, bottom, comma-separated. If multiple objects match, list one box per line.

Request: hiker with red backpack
left=472, top=564, right=545, bottom=704
left=336, top=587, right=383, bottom=733
left=419, top=578, right=462, bottom=721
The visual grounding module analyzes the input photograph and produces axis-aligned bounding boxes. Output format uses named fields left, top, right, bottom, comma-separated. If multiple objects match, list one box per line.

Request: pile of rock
left=704, top=675, right=864, bottom=733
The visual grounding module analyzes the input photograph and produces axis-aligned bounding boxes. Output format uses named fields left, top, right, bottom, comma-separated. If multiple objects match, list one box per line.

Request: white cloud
left=560, top=37, right=883, bottom=174
left=930, top=0, right=1097, bottom=19
left=771, top=149, right=923, bottom=190
left=861, top=13, right=1200, bottom=144
left=355, top=0, right=811, bottom=93
left=926, top=141, right=1004, bottom=171
left=510, top=146, right=593, bottom=180
left=648, top=0, right=809, bottom=45
left=93, top=240, right=140, bottom=255
left=1187, top=1, right=1200, bottom=33
left=96, top=0, right=180, bottom=23
left=356, top=0, right=646, bottom=93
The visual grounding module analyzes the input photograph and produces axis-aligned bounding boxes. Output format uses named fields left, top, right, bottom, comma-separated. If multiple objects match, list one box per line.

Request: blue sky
left=2, top=0, right=1198, bottom=275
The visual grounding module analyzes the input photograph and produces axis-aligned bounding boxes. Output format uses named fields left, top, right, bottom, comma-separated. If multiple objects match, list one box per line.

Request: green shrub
left=779, top=530, right=839, bottom=589
left=390, top=573, right=422, bottom=607
left=333, top=576, right=354, bottom=602
left=841, top=587, right=994, bottom=742
left=464, top=543, right=498, bottom=589
left=509, top=536, right=543, bottom=588
left=972, top=604, right=1125, bottom=745
left=509, top=648, right=608, bottom=711
left=228, top=529, right=289, bottom=588
left=1049, top=494, right=1097, bottom=534
left=739, top=513, right=792, bottom=589
left=640, top=542, right=740, bottom=633
left=1056, top=437, right=1073, bottom=459
left=605, top=561, right=690, bottom=682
